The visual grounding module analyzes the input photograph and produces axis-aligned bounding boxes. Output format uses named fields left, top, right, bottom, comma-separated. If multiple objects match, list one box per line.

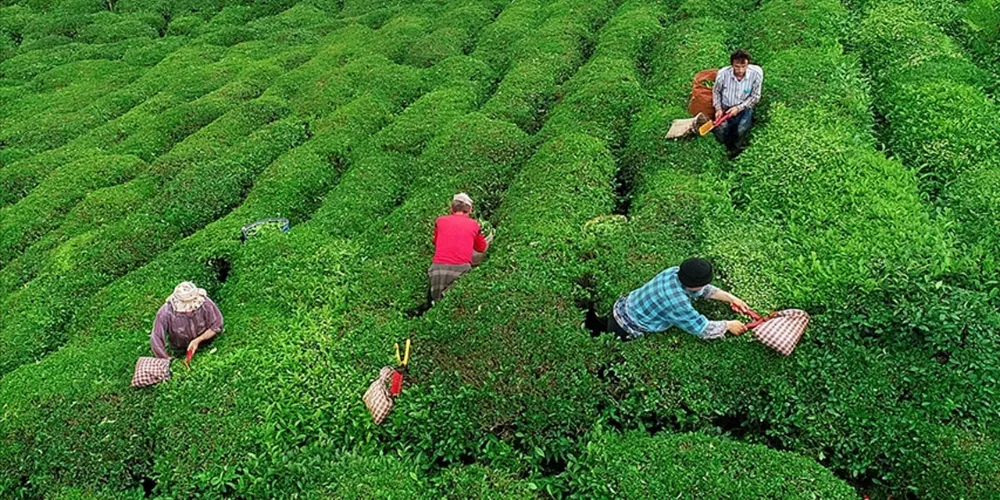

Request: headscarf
left=167, top=281, right=207, bottom=313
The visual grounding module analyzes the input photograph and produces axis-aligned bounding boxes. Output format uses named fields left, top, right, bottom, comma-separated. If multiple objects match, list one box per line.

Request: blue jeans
left=712, top=107, right=752, bottom=151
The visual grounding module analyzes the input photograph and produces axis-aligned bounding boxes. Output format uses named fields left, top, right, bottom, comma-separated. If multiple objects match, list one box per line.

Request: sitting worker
left=150, top=281, right=224, bottom=360
left=607, top=258, right=748, bottom=341
left=712, top=49, right=763, bottom=158
left=428, top=193, right=493, bottom=302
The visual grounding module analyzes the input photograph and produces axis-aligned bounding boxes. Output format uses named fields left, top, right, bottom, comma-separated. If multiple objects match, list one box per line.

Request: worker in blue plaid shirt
left=607, top=258, right=748, bottom=341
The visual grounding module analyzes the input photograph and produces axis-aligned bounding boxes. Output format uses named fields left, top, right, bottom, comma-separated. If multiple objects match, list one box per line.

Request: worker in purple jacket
left=150, top=281, right=224, bottom=360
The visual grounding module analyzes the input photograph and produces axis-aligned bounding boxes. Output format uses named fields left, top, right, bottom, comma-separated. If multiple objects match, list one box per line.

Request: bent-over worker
left=150, top=281, right=224, bottom=359
left=607, top=258, right=748, bottom=341
left=428, top=193, right=493, bottom=302
left=712, top=49, right=763, bottom=158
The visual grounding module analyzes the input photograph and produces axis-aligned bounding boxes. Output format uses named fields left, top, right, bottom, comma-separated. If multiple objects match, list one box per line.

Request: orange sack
left=688, top=68, right=718, bottom=118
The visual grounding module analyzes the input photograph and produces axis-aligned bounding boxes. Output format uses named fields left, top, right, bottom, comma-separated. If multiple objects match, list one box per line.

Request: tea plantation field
left=1, top=0, right=998, bottom=498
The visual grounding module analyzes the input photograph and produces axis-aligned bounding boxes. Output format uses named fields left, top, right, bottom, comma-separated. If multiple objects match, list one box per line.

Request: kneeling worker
left=608, top=258, right=748, bottom=341
left=428, top=193, right=493, bottom=302
left=150, top=281, right=224, bottom=360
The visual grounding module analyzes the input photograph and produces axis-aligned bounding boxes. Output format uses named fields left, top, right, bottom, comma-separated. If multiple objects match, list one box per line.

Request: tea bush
left=855, top=1, right=1000, bottom=283
left=0, top=103, right=302, bottom=375
left=390, top=0, right=676, bottom=483
left=592, top=0, right=1000, bottom=496
left=0, top=83, right=413, bottom=499
left=0, top=50, right=283, bottom=208
left=0, top=154, right=145, bottom=264
left=960, top=0, right=1000, bottom=78
left=565, top=429, right=856, bottom=498
left=0, top=0, right=993, bottom=497
left=480, top=0, right=617, bottom=133
left=0, top=2, right=537, bottom=493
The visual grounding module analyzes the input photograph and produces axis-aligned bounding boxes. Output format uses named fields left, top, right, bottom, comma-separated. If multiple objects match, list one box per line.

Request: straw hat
left=168, top=281, right=207, bottom=313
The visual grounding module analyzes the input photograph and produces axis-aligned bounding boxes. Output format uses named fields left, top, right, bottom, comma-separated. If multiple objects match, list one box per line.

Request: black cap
left=678, top=258, right=713, bottom=288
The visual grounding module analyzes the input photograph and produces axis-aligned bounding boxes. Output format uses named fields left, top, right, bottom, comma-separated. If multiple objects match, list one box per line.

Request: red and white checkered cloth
left=131, top=357, right=171, bottom=387
left=750, top=309, right=809, bottom=356
left=363, top=366, right=397, bottom=425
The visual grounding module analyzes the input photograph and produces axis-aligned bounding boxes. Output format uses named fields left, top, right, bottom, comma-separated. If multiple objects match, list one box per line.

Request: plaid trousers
left=428, top=263, right=471, bottom=301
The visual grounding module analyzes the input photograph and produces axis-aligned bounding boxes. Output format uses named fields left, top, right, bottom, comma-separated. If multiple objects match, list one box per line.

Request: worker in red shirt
left=428, top=193, right=493, bottom=302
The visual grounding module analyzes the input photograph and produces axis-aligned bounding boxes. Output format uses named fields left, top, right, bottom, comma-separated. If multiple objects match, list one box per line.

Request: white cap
left=453, top=192, right=473, bottom=206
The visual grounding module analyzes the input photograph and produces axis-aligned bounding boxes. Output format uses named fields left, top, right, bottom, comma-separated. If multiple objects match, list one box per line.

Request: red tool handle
left=715, top=112, right=734, bottom=126
left=390, top=370, right=403, bottom=396
left=731, top=303, right=767, bottom=329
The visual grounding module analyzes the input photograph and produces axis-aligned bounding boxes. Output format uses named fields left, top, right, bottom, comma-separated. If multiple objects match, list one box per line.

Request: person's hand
left=187, top=339, right=200, bottom=359
left=715, top=109, right=724, bottom=122
left=726, top=320, right=747, bottom=335
left=485, top=230, right=495, bottom=245
left=726, top=106, right=741, bottom=117
left=730, top=298, right=749, bottom=315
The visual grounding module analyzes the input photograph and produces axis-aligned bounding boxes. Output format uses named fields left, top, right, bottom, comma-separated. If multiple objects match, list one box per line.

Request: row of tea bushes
left=564, top=429, right=856, bottom=498
left=78, top=3, right=543, bottom=494
left=0, top=65, right=426, bottom=497
left=0, top=44, right=293, bottom=208
left=594, top=0, right=1000, bottom=496
left=0, top=104, right=303, bottom=377
left=480, top=0, right=619, bottom=133
left=855, top=0, right=1000, bottom=285
left=0, top=6, right=447, bottom=371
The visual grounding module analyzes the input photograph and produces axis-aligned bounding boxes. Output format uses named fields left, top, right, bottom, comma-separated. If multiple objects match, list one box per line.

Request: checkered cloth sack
left=363, top=366, right=397, bottom=425
left=751, top=309, right=809, bottom=356
left=131, top=357, right=171, bottom=387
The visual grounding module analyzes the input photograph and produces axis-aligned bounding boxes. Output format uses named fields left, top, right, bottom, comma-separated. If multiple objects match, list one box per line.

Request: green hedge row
left=480, top=0, right=618, bottom=133
left=0, top=23, right=415, bottom=272
left=308, top=9, right=507, bottom=236
left=590, top=0, right=745, bottom=312
left=0, top=59, right=143, bottom=156
left=344, top=112, right=532, bottom=312
left=0, top=8, right=444, bottom=362
left=311, top=85, right=490, bottom=237
left=0, top=60, right=281, bottom=288
left=0, top=48, right=283, bottom=209
left=0, top=250, right=217, bottom=498
left=1, top=1, right=951, bottom=497
left=398, top=132, right=618, bottom=474
left=0, top=83, right=420, bottom=498
left=0, top=177, right=156, bottom=306
left=124, top=3, right=556, bottom=492
left=0, top=154, right=145, bottom=265
left=0, top=37, right=160, bottom=81
left=191, top=3, right=347, bottom=47
left=288, top=54, right=425, bottom=119
left=0, top=99, right=300, bottom=375
left=471, top=0, right=547, bottom=74
left=581, top=1, right=846, bottom=495
left=960, top=0, right=1000, bottom=78
left=403, top=3, right=498, bottom=68
left=385, top=0, right=658, bottom=486
left=0, top=1, right=365, bottom=160
left=592, top=0, right=1000, bottom=497
left=536, top=3, right=657, bottom=149
left=565, top=429, right=855, bottom=498
left=0, top=6, right=511, bottom=490
left=855, top=1, right=1000, bottom=284
left=145, top=107, right=529, bottom=498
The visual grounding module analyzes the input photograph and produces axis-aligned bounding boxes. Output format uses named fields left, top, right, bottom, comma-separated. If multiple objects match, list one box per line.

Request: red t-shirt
left=432, top=213, right=488, bottom=265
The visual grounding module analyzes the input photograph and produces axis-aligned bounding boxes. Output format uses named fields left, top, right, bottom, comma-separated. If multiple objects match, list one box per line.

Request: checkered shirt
left=623, top=267, right=723, bottom=338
